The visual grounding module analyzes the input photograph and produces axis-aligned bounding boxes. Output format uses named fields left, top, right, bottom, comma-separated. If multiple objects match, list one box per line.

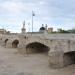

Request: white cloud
left=0, top=2, right=25, bottom=14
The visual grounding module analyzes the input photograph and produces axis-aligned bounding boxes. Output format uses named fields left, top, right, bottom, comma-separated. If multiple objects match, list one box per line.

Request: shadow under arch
left=5, top=39, right=9, bottom=47
left=26, top=42, right=50, bottom=54
left=5, top=39, right=9, bottom=44
left=12, top=39, right=19, bottom=48
left=63, top=51, right=75, bottom=66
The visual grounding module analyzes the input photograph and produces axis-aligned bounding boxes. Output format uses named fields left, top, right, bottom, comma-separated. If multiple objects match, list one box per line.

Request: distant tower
left=21, top=21, right=26, bottom=34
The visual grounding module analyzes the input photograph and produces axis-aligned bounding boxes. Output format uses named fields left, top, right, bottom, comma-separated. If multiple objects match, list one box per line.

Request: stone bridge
left=1, top=33, right=75, bottom=68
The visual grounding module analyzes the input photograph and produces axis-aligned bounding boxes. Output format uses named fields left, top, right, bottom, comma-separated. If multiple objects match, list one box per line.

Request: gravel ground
left=0, top=46, right=75, bottom=75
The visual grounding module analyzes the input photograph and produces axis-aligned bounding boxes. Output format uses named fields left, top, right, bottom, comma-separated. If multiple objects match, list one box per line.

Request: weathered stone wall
left=49, top=50, right=64, bottom=68
left=48, top=39, right=75, bottom=68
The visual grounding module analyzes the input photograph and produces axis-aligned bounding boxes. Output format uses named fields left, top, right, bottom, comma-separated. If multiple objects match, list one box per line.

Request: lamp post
left=32, top=11, right=35, bottom=33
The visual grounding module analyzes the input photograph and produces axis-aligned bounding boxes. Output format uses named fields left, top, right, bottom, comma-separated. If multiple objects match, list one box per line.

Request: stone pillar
left=49, top=50, right=64, bottom=68
left=48, top=41, right=64, bottom=68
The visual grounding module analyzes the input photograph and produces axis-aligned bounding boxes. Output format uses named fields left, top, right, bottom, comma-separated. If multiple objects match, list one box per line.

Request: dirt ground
left=0, top=46, right=75, bottom=75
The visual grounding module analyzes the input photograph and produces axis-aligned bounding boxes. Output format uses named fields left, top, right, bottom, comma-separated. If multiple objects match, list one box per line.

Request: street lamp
left=32, top=11, right=35, bottom=33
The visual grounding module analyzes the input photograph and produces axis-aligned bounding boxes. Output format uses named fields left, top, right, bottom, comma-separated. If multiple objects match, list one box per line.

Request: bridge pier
left=49, top=50, right=64, bottom=68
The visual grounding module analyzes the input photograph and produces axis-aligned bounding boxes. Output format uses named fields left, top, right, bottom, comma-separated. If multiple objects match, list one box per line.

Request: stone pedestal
left=49, top=50, right=64, bottom=68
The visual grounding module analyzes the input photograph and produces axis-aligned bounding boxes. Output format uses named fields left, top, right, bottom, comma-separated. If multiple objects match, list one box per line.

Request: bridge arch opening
left=63, top=51, right=75, bottom=66
left=5, top=39, right=9, bottom=47
left=5, top=39, right=8, bottom=44
left=12, top=39, right=19, bottom=48
left=26, top=42, right=50, bottom=54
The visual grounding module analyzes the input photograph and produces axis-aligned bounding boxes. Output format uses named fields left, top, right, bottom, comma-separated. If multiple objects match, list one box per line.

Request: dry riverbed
left=0, top=46, right=75, bottom=75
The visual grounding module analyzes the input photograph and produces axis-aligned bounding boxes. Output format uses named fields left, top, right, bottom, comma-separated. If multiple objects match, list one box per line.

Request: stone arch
left=12, top=39, right=19, bottom=48
left=63, top=51, right=75, bottom=66
left=26, top=42, right=50, bottom=54
left=4, top=39, right=9, bottom=47
left=5, top=39, right=9, bottom=43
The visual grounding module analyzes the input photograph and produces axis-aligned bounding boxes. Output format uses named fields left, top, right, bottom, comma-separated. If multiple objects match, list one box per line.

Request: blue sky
left=0, top=0, right=75, bottom=33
